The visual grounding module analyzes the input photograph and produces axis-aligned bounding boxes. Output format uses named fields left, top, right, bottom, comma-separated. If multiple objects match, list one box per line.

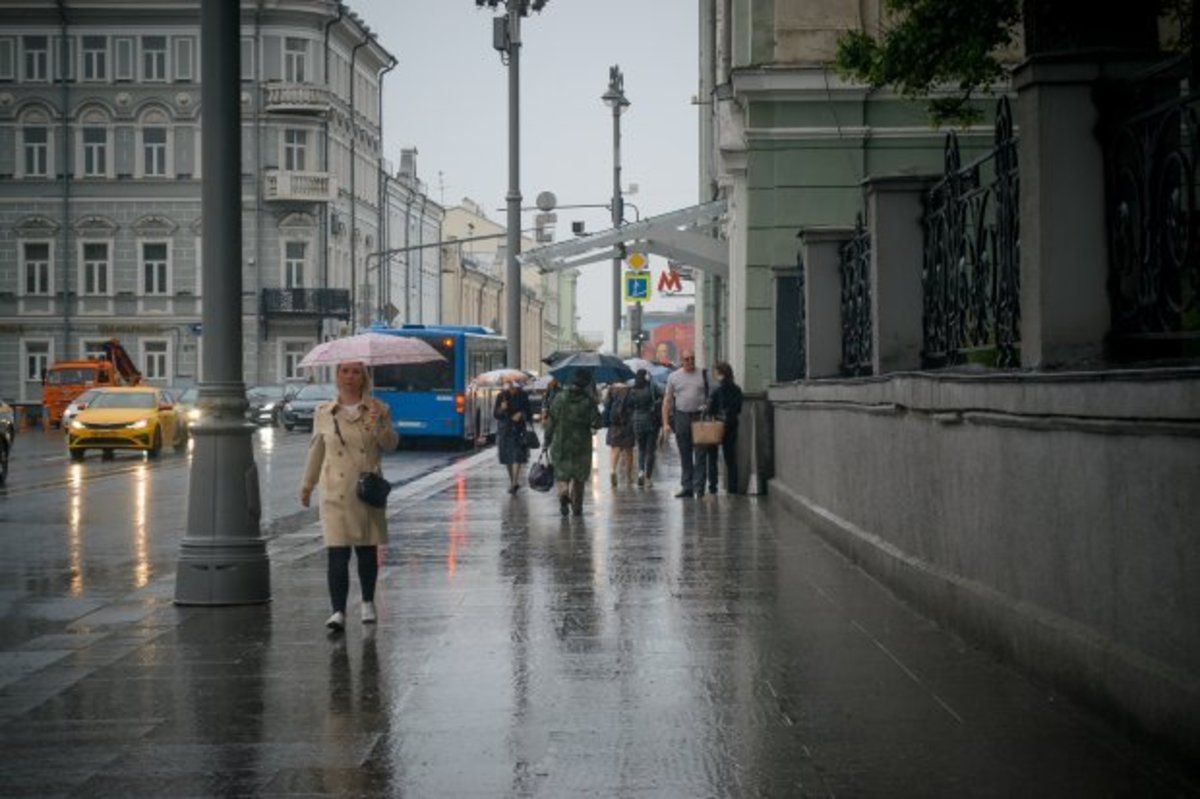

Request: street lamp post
left=478, top=0, right=548, bottom=369
left=602, top=65, right=630, bottom=355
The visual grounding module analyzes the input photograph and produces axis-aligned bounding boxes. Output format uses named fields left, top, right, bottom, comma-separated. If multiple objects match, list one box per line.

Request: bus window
left=375, top=338, right=455, bottom=393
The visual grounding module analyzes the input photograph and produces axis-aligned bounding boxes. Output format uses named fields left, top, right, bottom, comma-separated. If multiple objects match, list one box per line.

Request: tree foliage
left=835, top=0, right=1022, bottom=126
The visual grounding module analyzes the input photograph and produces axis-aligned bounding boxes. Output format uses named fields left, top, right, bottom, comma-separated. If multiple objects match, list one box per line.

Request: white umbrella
left=298, top=333, right=445, bottom=369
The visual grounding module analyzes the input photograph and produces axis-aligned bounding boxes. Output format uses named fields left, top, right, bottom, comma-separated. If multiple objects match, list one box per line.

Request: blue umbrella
left=549, top=352, right=635, bottom=386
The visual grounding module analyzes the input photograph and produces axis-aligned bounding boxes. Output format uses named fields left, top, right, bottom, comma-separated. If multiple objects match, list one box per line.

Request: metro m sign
left=657, top=265, right=684, bottom=294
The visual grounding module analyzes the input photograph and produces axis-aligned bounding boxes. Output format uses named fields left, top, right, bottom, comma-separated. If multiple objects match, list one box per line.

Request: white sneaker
left=362, top=602, right=377, bottom=624
left=325, top=611, right=345, bottom=631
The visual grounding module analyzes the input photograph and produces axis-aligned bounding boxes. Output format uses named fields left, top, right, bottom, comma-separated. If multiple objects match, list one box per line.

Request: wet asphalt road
left=1, top=431, right=1198, bottom=796
left=0, top=425, right=466, bottom=647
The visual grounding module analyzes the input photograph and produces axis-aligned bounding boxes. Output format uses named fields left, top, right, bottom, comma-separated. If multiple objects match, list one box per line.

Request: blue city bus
left=369, top=324, right=507, bottom=444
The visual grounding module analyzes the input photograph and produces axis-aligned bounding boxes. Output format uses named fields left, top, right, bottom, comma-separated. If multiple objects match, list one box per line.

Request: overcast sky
left=348, top=0, right=700, bottom=347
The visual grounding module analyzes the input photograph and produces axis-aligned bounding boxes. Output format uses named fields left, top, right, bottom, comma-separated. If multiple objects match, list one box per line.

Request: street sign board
left=623, top=270, right=651, bottom=304
left=626, top=252, right=648, bottom=270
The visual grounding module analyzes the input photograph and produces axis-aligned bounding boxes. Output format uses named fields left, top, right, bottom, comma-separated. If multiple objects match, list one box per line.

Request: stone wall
left=767, top=370, right=1200, bottom=758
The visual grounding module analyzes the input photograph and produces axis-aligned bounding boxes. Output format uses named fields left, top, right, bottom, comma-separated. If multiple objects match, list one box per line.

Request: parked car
left=0, top=398, right=14, bottom=486
left=246, top=384, right=299, bottom=426
left=61, top=388, right=101, bottom=431
left=67, top=386, right=187, bottom=461
left=175, top=386, right=201, bottom=426
left=280, top=383, right=335, bottom=431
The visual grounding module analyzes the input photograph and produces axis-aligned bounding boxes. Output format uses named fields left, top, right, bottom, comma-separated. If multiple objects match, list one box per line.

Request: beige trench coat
left=301, top=400, right=399, bottom=547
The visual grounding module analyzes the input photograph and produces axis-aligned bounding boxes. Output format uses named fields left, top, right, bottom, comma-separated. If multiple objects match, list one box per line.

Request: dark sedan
left=246, top=384, right=300, bottom=426
left=280, top=383, right=335, bottom=431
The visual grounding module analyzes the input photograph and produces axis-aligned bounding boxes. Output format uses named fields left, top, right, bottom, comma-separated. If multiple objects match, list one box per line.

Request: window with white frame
left=284, top=241, right=306, bottom=288
left=141, top=242, right=169, bottom=295
left=283, top=37, right=307, bottom=83
left=173, top=37, right=193, bottom=81
left=82, top=127, right=107, bottom=176
left=143, top=127, right=167, bottom=176
left=23, top=36, right=48, bottom=81
left=0, top=38, right=14, bottom=81
left=282, top=340, right=310, bottom=380
left=82, top=36, right=107, bottom=81
left=23, top=340, right=51, bottom=382
left=142, top=339, right=169, bottom=380
left=114, top=37, right=133, bottom=80
left=239, top=37, right=254, bottom=81
left=21, top=242, right=52, bottom=296
left=22, top=126, right=49, bottom=176
left=81, top=339, right=108, bottom=359
left=82, top=242, right=110, bottom=295
left=283, top=128, right=307, bottom=171
left=142, top=35, right=166, bottom=81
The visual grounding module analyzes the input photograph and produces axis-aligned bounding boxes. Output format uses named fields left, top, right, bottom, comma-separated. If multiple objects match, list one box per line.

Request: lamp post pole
left=478, top=0, right=547, bottom=367
left=602, top=65, right=630, bottom=355
left=175, top=0, right=269, bottom=605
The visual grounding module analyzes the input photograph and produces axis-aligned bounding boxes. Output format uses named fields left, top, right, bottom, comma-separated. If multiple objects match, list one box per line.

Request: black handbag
left=527, top=451, right=554, bottom=492
left=523, top=427, right=541, bottom=449
left=356, top=471, right=392, bottom=508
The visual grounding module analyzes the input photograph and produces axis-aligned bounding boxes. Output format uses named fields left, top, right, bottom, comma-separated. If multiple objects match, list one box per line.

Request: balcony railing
left=263, top=170, right=335, bottom=202
left=261, top=288, right=350, bottom=319
left=262, top=82, right=331, bottom=114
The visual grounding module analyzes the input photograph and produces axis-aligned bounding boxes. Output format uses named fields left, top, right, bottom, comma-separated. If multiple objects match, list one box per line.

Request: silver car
left=61, top=389, right=101, bottom=431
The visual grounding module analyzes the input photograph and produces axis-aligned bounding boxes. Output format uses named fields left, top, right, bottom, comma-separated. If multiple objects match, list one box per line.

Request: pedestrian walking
left=603, top=382, right=635, bottom=487
left=661, top=349, right=709, bottom=498
left=700, top=360, right=744, bottom=495
left=541, top=376, right=560, bottom=420
left=544, top=369, right=603, bottom=516
left=494, top=380, right=532, bottom=494
left=628, top=369, right=660, bottom=487
left=299, top=360, right=399, bottom=632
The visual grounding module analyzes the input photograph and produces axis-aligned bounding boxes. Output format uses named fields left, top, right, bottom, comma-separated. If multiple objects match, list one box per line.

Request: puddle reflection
left=68, top=463, right=84, bottom=596
left=132, top=462, right=150, bottom=587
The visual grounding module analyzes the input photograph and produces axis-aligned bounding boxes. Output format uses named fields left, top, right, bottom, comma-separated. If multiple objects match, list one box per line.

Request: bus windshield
left=47, top=367, right=99, bottom=385
left=375, top=338, right=455, bottom=393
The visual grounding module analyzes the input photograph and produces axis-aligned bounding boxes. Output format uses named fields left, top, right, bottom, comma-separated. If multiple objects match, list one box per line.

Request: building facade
left=380, top=148, right=443, bottom=326
left=439, top=198, right=576, bottom=372
left=0, top=0, right=392, bottom=403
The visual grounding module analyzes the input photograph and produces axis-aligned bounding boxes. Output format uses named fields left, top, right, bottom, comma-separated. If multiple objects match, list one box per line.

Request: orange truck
left=42, top=339, right=143, bottom=427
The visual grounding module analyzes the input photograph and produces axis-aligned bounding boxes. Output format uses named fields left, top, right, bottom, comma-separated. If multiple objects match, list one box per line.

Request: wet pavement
left=1, top=437, right=1198, bottom=797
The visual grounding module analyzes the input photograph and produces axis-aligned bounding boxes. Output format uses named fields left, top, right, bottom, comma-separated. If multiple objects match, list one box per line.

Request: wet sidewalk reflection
left=0, top=441, right=1196, bottom=796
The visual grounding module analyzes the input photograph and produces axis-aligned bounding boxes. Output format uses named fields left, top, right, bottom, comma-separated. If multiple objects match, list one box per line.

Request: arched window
left=76, top=106, right=113, bottom=179
left=136, top=106, right=173, bottom=178
left=16, top=106, right=54, bottom=178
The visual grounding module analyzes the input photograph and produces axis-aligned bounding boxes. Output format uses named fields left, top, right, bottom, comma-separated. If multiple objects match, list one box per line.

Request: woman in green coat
left=544, top=369, right=602, bottom=516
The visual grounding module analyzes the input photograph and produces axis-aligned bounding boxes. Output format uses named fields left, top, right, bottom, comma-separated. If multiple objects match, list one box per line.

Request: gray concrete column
left=799, top=226, right=855, bottom=378
left=1014, top=58, right=1111, bottom=368
left=865, top=176, right=937, bottom=374
left=175, top=0, right=269, bottom=606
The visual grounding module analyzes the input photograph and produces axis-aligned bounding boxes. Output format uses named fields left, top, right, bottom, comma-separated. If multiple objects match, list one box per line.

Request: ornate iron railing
left=260, top=288, right=350, bottom=319
left=921, top=97, right=1021, bottom=368
left=796, top=251, right=807, bottom=377
left=839, top=214, right=873, bottom=376
left=1103, top=59, right=1200, bottom=360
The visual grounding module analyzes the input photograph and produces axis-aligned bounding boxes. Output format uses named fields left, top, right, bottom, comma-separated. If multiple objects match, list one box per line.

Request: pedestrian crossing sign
left=623, top=270, right=652, bottom=304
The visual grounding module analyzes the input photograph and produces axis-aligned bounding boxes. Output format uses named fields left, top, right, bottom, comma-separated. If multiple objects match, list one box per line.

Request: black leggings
left=327, top=546, right=378, bottom=613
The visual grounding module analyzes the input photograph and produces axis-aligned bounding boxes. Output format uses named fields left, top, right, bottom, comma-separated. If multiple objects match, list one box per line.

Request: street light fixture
left=602, top=65, right=631, bottom=355
left=475, top=0, right=549, bottom=369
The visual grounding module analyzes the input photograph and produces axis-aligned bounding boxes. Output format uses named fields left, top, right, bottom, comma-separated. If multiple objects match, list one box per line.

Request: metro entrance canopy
left=518, top=199, right=728, bottom=277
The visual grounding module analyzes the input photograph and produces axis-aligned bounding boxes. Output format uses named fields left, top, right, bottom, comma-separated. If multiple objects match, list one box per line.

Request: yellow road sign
left=626, top=252, right=648, bottom=270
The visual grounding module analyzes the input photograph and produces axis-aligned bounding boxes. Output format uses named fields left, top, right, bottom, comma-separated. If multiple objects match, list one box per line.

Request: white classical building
left=0, top=0, right=393, bottom=403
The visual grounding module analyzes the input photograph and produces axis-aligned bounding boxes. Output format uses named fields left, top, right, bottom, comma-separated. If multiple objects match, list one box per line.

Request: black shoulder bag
left=333, top=410, right=392, bottom=509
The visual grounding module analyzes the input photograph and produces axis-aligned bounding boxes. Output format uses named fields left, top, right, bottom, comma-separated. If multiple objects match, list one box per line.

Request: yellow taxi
left=67, top=386, right=187, bottom=461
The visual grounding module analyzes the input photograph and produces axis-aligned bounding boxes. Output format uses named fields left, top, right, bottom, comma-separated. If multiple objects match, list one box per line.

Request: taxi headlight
left=261, top=402, right=276, bottom=412
left=70, top=419, right=85, bottom=430
left=128, top=419, right=149, bottom=430
left=187, top=408, right=201, bottom=422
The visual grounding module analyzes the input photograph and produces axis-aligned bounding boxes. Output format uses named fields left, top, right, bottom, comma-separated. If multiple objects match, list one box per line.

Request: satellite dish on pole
left=535, top=191, right=557, bottom=212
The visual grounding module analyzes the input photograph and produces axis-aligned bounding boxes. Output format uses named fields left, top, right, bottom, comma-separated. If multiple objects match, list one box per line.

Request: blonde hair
left=337, top=361, right=373, bottom=401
